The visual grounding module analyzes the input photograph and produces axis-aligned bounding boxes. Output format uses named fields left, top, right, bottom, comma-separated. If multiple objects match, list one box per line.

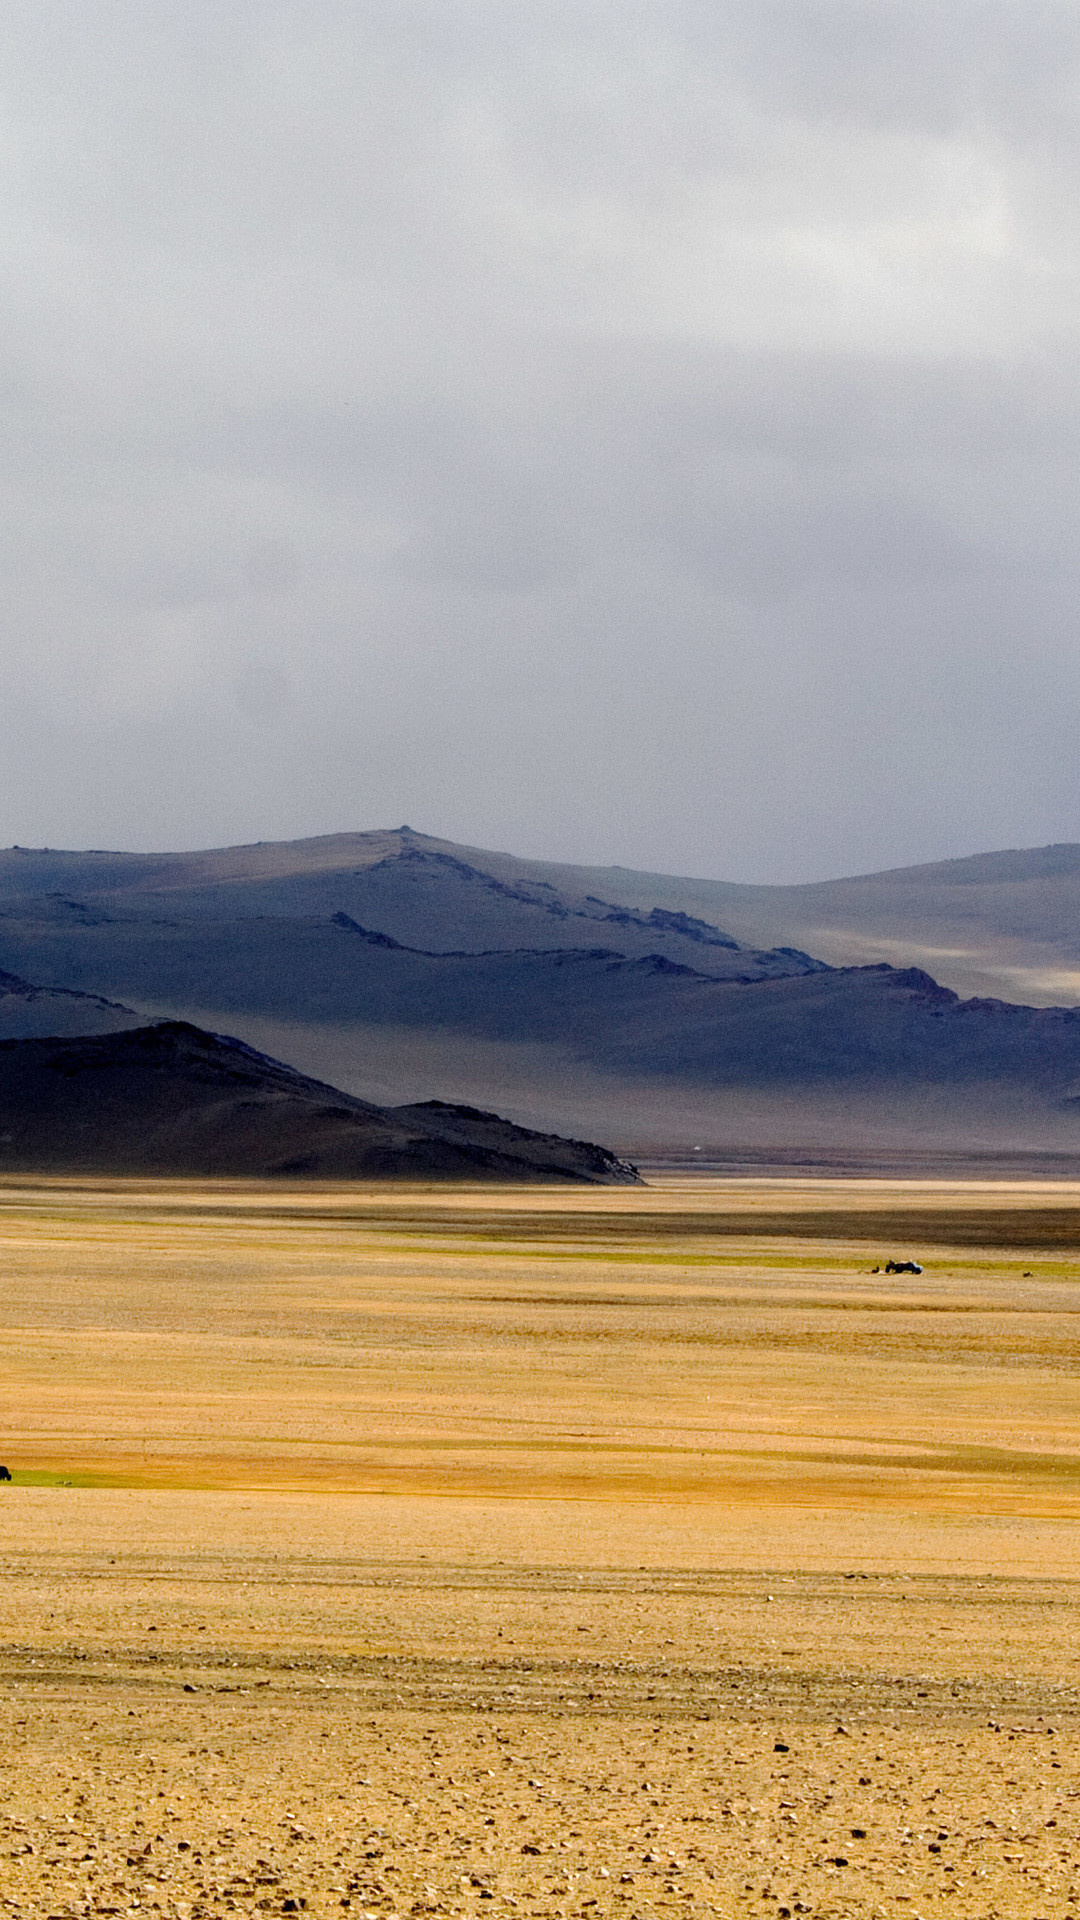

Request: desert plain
left=3, top=1178, right=1080, bottom=1917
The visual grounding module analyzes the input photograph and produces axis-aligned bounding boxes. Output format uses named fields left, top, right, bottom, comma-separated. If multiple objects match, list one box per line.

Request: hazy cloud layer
left=2, top=0, right=1079, bottom=880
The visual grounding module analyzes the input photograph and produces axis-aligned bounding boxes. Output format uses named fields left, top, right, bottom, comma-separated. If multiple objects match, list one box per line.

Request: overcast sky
left=2, top=1, right=1079, bottom=881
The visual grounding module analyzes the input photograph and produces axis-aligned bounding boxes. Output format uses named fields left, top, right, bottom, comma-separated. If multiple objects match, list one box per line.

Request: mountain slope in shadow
left=0, top=1023, right=640, bottom=1182
left=2, top=908, right=1079, bottom=1090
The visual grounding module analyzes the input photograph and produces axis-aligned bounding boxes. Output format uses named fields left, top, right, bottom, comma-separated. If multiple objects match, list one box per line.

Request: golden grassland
left=3, top=1174, right=1080, bottom=1918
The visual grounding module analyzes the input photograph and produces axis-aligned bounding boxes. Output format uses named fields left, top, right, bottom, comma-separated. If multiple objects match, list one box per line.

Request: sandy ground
left=2, top=1176, right=1080, bottom=1917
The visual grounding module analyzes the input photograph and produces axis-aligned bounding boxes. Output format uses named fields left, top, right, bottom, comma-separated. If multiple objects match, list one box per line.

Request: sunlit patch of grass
left=9, top=1468, right=173, bottom=1490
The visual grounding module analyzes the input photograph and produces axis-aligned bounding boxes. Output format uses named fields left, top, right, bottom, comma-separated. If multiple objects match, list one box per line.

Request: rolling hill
left=0, top=834, right=821, bottom=981
left=5, top=825, right=1074, bottom=1002
left=0, top=1022, right=640, bottom=1182
left=438, top=837, right=1080, bottom=1008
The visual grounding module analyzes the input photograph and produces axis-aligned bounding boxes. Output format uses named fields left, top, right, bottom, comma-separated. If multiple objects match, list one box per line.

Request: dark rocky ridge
left=0, top=1023, right=640, bottom=1183
left=0, top=968, right=141, bottom=1039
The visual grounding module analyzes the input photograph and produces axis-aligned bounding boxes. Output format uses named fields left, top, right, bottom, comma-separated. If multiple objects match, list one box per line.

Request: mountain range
left=3, top=826, right=1080, bottom=1162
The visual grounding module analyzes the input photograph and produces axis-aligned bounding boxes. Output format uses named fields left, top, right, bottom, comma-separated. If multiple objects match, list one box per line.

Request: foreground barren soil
left=3, top=1175, right=1080, bottom=1917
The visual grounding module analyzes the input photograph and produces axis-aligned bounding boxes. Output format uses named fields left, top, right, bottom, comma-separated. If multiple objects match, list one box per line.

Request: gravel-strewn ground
left=3, top=1553, right=1080, bottom=1919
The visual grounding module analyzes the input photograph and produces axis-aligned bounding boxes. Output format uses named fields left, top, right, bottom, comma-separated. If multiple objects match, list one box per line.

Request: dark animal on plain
left=0, top=1465, right=10, bottom=1482
left=883, top=1259, right=923, bottom=1274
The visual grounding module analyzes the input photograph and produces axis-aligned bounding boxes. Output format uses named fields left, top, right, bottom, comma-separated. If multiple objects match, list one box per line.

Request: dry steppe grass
left=2, top=1175, right=1080, bottom=1918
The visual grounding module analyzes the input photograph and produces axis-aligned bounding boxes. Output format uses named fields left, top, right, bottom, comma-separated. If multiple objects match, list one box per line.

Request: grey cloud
left=1, top=1, right=1079, bottom=880
left=676, top=2, right=1080, bottom=139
